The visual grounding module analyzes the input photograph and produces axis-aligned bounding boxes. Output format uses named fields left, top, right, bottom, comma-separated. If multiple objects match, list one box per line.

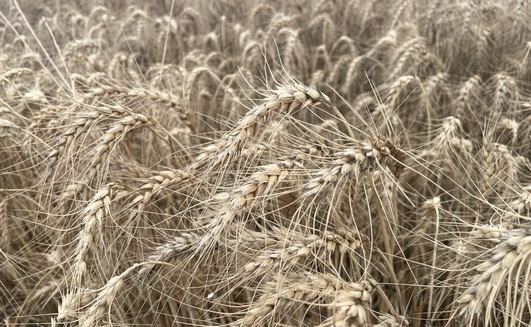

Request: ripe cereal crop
left=1, top=1, right=531, bottom=326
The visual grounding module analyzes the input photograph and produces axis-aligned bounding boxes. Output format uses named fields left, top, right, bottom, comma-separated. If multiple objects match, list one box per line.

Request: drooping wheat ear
left=277, top=27, right=308, bottom=78
left=179, top=6, right=205, bottom=35
left=341, top=55, right=367, bottom=95
left=185, top=66, right=219, bottom=94
left=71, top=183, right=115, bottom=287
left=461, top=0, right=479, bottom=37
left=310, top=70, right=326, bottom=94
left=0, top=67, right=32, bottom=85
left=87, top=5, right=111, bottom=27
left=145, top=63, right=183, bottom=85
left=475, top=28, right=496, bottom=71
left=242, top=39, right=266, bottom=74
left=469, top=225, right=504, bottom=248
left=86, top=114, right=155, bottom=182
left=503, top=185, right=531, bottom=228
left=422, top=73, right=450, bottom=130
left=493, top=116, right=519, bottom=146
left=85, top=83, right=195, bottom=132
left=454, top=75, right=482, bottom=134
left=57, top=290, right=95, bottom=322
left=58, top=182, right=86, bottom=214
left=431, top=116, right=466, bottom=154
left=492, top=72, right=518, bottom=113
left=424, top=0, right=441, bottom=33
left=110, top=156, right=152, bottom=180
left=196, top=156, right=310, bottom=251
left=457, top=228, right=531, bottom=326
left=201, top=31, right=220, bottom=53
left=317, top=279, right=376, bottom=327
left=373, top=313, right=410, bottom=327
left=140, top=146, right=325, bottom=275
left=478, top=137, right=525, bottom=216
left=390, top=0, right=411, bottom=29
left=21, top=88, right=48, bottom=109
left=237, top=272, right=374, bottom=327
left=79, top=264, right=138, bottom=327
left=136, top=232, right=203, bottom=279
left=478, top=138, right=502, bottom=208
left=327, top=55, right=352, bottom=87
left=242, top=229, right=370, bottom=278
left=314, top=0, right=339, bottom=16
left=63, top=39, right=99, bottom=64
left=136, top=223, right=287, bottom=280
left=20, top=51, right=41, bottom=69
left=455, top=75, right=482, bottom=113
left=122, top=6, right=148, bottom=35
left=389, top=37, right=428, bottom=80
left=365, top=29, right=397, bottom=62
left=303, top=135, right=404, bottom=198
left=47, top=106, right=128, bottom=172
left=424, top=72, right=450, bottom=100
left=308, top=14, right=337, bottom=49
left=329, top=35, right=357, bottom=59
left=23, top=104, right=58, bottom=159
left=0, top=198, right=9, bottom=251
left=267, top=12, right=295, bottom=37
left=203, top=84, right=331, bottom=168
left=247, top=3, right=276, bottom=32
left=384, top=75, right=417, bottom=111
left=311, top=44, right=331, bottom=73
left=129, top=169, right=190, bottom=220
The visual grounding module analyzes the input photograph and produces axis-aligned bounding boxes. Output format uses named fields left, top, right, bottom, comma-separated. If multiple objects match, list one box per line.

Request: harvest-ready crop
left=1, top=1, right=530, bottom=326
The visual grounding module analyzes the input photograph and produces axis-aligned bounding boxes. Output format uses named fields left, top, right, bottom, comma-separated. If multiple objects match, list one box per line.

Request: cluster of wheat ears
left=1, top=0, right=531, bottom=326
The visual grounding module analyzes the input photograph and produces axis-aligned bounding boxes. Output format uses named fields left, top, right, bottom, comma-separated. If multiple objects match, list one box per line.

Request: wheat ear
left=204, top=83, right=331, bottom=168
left=238, top=272, right=374, bottom=327
left=79, top=264, right=139, bottom=327
left=458, top=228, right=531, bottom=326
left=86, top=114, right=155, bottom=182
left=303, top=135, right=404, bottom=198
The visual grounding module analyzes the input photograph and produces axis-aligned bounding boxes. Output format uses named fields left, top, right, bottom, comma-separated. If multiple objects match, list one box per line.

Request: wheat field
left=1, top=0, right=531, bottom=326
